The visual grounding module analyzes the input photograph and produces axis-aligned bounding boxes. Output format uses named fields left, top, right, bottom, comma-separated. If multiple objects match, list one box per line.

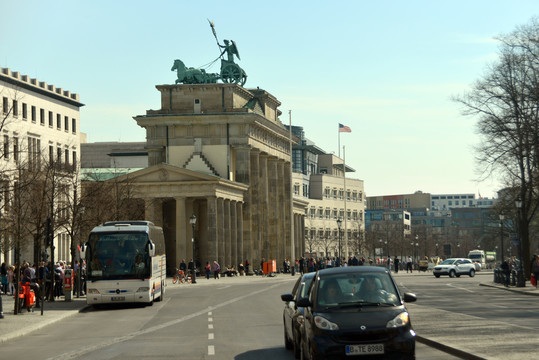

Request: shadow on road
left=235, top=347, right=293, bottom=360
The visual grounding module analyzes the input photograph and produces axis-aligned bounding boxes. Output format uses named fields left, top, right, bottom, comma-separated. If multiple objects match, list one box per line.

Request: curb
left=416, top=335, right=486, bottom=360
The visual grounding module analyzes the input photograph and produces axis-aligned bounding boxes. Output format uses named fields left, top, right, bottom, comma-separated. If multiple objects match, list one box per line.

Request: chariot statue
left=172, top=21, right=247, bottom=86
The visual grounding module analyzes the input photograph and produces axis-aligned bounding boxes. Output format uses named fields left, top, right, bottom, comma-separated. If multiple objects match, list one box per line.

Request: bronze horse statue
left=171, top=59, right=219, bottom=84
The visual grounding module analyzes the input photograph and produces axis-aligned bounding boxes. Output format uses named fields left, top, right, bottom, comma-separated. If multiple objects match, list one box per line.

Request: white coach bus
left=81, top=221, right=166, bottom=306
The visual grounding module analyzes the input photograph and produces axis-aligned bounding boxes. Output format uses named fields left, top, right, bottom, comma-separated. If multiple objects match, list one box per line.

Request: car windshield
left=86, top=231, right=151, bottom=280
left=316, top=272, right=400, bottom=309
left=440, top=259, right=457, bottom=265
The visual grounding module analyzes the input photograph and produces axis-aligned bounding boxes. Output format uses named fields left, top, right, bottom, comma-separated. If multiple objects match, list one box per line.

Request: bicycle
left=172, top=269, right=192, bottom=284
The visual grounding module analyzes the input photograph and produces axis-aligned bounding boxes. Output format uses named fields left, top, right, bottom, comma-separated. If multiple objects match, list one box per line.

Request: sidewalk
left=0, top=292, right=89, bottom=343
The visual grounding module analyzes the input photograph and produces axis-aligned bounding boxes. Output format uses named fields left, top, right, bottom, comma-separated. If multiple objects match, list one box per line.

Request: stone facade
left=131, top=83, right=306, bottom=274
left=0, top=66, right=83, bottom=264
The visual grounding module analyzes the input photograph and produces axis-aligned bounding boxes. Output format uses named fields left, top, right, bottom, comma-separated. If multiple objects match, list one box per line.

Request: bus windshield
left=87, top=231, right=151, bottom=280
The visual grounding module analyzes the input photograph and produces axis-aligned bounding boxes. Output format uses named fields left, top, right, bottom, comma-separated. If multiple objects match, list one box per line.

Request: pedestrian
left=212, top=260, right=220, bottom=279
left=0, top=262, right=7, bottom=294
left=394, top=256, right=400, bottom=273
left=245, top=259, right=250, bottom=274
left=501, top=258, right=511, bottom=287
left=7, top=265, right=15, bottom=295
left=238, top=262, right=245, bottom=276
left=406, top=256, right=413, bottom=273
left=531, top=254, right=539, bottom=288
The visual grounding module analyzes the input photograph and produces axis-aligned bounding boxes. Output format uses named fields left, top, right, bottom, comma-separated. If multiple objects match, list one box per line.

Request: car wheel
left=434, top=274, right=440, bottom=278
left=469, top=269, right=475, bottom=277
left=456, top=274, right=461, bottom=277
left=449, top=270, right=456, bottom=278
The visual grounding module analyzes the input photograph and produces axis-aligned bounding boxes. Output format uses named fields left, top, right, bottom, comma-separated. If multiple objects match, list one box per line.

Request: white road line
left=208, top=324, right=214, bottom=329
left=208, top=317, right=213, bottom=322
left=208, top=311, right=212, bottom=316
left=45, top=282, right=283, bottom=360
left=208, top=333, right=214, bottom=340
left=208, top=345, right=215, bottom=355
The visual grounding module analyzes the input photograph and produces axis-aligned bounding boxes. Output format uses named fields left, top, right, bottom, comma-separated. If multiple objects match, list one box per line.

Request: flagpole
left=289, top=110, right=295, bottom=268
left=343, top=145, right=348, bottom=258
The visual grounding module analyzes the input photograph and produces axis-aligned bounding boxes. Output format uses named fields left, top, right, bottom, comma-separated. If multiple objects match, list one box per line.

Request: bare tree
left=454, top=17, right=539, bottom=279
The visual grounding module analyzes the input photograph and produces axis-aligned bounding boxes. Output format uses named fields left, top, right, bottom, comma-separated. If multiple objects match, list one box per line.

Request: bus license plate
left=346, top=344, right=384, bottom=355
left=111, top=296, right=125, bottom=301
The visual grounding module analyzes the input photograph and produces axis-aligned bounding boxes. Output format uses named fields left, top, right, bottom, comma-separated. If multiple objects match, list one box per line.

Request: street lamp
left=415, top=235, right=419, bottom=263
left=435, top=243, right=439, bottom=257
left=336, top=218, right=342, bottom=265
left=499, top=214, right=505, bottom=263
left=515, top=197, right=525, bottom=287
left=190, top=214, right=197, bottom=284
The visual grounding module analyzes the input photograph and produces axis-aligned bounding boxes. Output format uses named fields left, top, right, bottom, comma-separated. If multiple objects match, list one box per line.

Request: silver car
left=433, top=258, right=476, bottom=278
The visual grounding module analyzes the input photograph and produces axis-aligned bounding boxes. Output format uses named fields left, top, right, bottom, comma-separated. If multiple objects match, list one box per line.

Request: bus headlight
left=87, top=289, right=100, bottom=294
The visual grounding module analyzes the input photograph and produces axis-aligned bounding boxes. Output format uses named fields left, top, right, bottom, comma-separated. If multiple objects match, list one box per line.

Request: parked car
left=281, top=272, right=315, bottom=359
left=433, top=258, right=476, bottom=278
left=297, top=266, right=417, bottom=360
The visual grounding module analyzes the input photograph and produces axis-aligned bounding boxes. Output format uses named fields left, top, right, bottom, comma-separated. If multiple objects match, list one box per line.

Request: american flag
left=339, top=123, right=351, bottom=133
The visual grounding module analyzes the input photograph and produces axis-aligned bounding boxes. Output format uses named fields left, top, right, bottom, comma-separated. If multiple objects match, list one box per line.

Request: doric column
left=277, top=160, right=286, bottom=264
left=206, top=196, right=218, bottom=263
left=217, top=197, right=225, bottom=268
left=175, top=197, right=187, bottom=268
left=267, top=157, right=278, bottom=262
left=249, top=149, right=261, bottom=267
left=224, top=199, right=231, bottom=268
left=235, top=146, right=253, bottom=267
left=259, top=154, right=269, bottom=263
left=230, top=200, right=238, bottom=268
left=236, top=201, right=244, bottom=267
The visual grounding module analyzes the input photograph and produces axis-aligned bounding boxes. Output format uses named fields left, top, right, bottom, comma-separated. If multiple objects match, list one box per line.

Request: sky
left=1, top=1, right=538, bottom=198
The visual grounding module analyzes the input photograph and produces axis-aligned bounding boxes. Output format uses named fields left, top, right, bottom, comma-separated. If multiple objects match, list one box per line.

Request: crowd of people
left=0, top=260, right=87, bottom=300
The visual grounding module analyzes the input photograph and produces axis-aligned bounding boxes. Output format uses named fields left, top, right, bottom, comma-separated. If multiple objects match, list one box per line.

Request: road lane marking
left=209, top=333, right=214, bottom=340
left=208, top=324, right=214, bottom=329
left=208, top=345, right=215, bottom=355
left=446, top=283, right=475, bottom=293
left=208, top=317, right=213, bottom=322
left=45, top=282, right=283, bottom=360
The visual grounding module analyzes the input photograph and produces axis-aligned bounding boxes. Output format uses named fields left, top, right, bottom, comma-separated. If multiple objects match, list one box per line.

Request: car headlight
left=386, top=312, right=410, bottom=328
left=314, top=315, right=339, bottom=330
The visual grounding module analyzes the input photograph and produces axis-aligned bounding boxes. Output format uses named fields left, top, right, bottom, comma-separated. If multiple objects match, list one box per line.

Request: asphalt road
left=0, top=274, right=472, bottom=359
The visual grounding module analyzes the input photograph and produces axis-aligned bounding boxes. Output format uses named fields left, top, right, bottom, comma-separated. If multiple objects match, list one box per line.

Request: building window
left=12, top=137, right=18, bottom=162
left=339, top=190, right=344, bottom=200
left=3, top=135, right=9, bottom=159
left=310, top=207, right=315, bottom=218
left=325, top=208, right=330, bottom=219
left=49, top=145, right=54, bottom=164
left=72, top=118, right=76, bottom=133
left=332, top=189, right=337, bottom=199
left=31, top=106, right=36, bottom=122
left=2, top=97, right=7, bottom=114
left=22, top=103, right=27, bottom=119
left=40, top=109, right=45, bottom=125
left=48, top=111, right=53, bottom=127
left=12, top=100, right=18, bottom=117
left=318, top=208, right=324, bottom=219
left=57, top=147, right=62, bottom=163
left=64, top=116, right=69, bottom=132
left=57, top=114, right=61, bottom=129
left=294, top=184, right=300, bottom=196
left=72, top=151, right=77, bottom=168
left=333, top=209, right=338, bottom=219
left=325, top=187, right=330, bottom=198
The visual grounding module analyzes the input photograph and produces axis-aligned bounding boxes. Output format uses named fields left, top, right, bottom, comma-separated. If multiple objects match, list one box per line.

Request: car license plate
left=111, top=296, right=125, bottom=301
left=346, top=344, right=384, bottom=355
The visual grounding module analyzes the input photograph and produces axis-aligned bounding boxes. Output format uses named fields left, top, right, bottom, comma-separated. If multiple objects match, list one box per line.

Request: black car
left=281, top=272, right=315, bottom=359
left=297, top=266, right=417, bottom=360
